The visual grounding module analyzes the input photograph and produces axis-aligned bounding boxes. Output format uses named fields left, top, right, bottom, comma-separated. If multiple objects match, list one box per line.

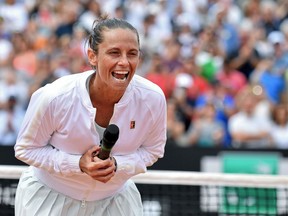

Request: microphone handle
left=98, top=145, right=112, bottom=160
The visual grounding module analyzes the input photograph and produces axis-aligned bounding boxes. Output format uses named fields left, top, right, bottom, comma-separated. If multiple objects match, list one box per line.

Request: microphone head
left=102, top=124, right=119, bottom=148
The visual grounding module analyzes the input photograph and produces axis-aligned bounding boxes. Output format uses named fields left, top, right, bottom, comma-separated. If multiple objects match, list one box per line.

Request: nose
left=118, top=55, right=129, bottom=66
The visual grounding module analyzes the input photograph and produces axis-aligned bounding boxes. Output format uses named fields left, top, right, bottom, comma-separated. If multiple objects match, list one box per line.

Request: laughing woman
left=14, top=15, right=167, bottom=216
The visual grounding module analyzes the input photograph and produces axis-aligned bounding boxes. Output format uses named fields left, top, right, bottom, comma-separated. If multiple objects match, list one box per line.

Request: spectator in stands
left=180, top=57, right=211, bottom=106
left=0, top=95, right=25, bottom=146
left=11, top=33, right=37, bottom=77
left=171, top=73, right=194, bottom=131
left=250, top=31, right=287, bottom=105
left=166, top=98, right=185, bottom=146
left=194, top=26, right=225, bottom=82
left=216, top=56, right=247, bottom=97
left=0, top=0, right=29, bottom=34
left=177, top=103, right=225, bottom=148
left=207, top=0, right=241, bottom=57
left=258, top=0, right=282, bottom=36
left=228, top=86, right=272, bottom=148
left=194, top=80, right=236, bottom=147
left=269, top=103, right=288, bottom=149
left=229, top=19, right=261, bottom=80
left=162, top=37, right=184, bottom=73
left=145, top=52, right=175, bottom=99
left=14, top=16, right=167, bottom=216
left=0, top=16, right=13, bottom=67
left=54, top=1, right=80, bottom=38
left=0, top=68, right=29, bottom=110
left=2, top=0, right=288, bottom=152
left=78, top=0, right=102, bottom=33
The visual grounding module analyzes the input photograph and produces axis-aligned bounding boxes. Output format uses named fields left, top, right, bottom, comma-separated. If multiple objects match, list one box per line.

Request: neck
left=89, top=74, right=124, bottom=107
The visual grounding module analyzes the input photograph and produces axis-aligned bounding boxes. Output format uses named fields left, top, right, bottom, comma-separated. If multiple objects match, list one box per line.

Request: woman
left=270, top=104, right=288, bottom=149
left=14, top=16, right=167, bottom=216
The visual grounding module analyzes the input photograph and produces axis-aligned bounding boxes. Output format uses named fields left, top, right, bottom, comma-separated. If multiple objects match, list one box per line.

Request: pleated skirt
left=15, top=167, right=143, bottom=216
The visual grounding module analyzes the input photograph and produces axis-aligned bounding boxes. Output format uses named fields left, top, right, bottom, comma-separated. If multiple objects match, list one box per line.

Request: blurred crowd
left=0, top=0, right=288, bottom=149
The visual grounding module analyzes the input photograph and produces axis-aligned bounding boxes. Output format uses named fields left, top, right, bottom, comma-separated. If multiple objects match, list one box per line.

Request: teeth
left=114, top=71, right=128, bottom=75
left=112, top=71, right=128, bottom=80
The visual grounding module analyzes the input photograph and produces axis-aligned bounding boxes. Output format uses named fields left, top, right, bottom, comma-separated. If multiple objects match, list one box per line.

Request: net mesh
left=1, top=166, right=288, bottom=216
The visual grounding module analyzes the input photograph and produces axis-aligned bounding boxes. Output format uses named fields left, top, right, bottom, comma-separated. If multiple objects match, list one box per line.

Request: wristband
left=112, top=157, right=117, bottom=172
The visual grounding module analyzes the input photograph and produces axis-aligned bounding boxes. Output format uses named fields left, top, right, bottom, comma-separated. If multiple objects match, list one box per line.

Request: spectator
left=269, top=103, right=288, bottom=149
left=229, top=20, right=261, bottom=80
left=250, top=31, right=288, bottom=105
left=145, top=52, right=175, bottom=99
left=0, top=16, right=13, bottom=67
left=216, top=56, right=247, bottom=97
left=170, top=83, right=194, bottom=132
left=11, top=33, right=37, bottom=77
left=0, top=95, right=25, bottom=145
left=78, top=0, right=102, bottom=33
left=162, top=37, right=184, bottom=73
left=207, top=0, right=241, bottom=57
left=228, top=86, right=272, bottom=148
left=178, top=103, right=225, bottom=147
left=0, top=68, right=29, bottom=110
left=195, top=80, right=236, bottom=147
left=258, top=0, right=281, bottom=36
left=0, top=0, right=29, bottom=33
left=194, top=26, right=224, bottom=82
left=180, top=57, right=211, bottom=106
left=166, top=98, right=185, bottom=145
left=1, top=0, right=288, bottom=150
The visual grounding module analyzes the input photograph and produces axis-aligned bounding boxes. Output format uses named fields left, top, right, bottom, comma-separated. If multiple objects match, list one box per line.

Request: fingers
left=89, top=145, right=101, bottom=158
left=89, top=162, right=115, bottom=183
left=88, top=159, right=115, bottom=183
left=80, top=148, right=116, bottom=183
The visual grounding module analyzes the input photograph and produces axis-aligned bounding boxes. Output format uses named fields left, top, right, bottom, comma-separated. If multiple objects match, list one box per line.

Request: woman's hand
left=79, top=146, right=116, bottom=183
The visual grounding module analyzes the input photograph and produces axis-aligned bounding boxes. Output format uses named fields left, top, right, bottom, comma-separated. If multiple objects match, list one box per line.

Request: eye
left=111, top=52, right=119, bottom=55
left=108, top=50, right=120, bottom=56
left=128, top=51, right=139, bottom=57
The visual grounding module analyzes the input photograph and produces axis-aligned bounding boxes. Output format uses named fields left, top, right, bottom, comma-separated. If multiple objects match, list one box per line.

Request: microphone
left=98, top=124, right=119, bottom=160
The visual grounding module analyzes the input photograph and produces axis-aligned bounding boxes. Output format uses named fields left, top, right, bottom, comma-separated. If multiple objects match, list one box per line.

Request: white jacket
left=14, top=70, right=167, bottom=201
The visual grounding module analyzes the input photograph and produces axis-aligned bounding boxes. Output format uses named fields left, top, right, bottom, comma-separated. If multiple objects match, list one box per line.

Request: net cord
left=1, top=165, right=288, bottom=188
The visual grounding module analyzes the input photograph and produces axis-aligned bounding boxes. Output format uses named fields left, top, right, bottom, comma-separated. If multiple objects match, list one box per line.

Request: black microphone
left=98, top=124, right=119, bottom=160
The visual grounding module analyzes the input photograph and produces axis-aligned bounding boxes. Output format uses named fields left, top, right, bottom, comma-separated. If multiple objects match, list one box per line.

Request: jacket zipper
left=81, top=180, right=97, bottom=208
left=81, top=199, right=87, bottom=208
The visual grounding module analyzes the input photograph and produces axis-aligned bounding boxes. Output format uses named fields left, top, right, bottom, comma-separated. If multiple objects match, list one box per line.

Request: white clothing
left=0, top=39, right=13, bottom=61
left=0, top=2, right=28, bottom=33
left=15, top=167, right=142, bottom=216
left=228, top=111, right=271, bottom=148
left=14, top=70, right=167, bottom=202
left=270, top=123, right=288, bottom=149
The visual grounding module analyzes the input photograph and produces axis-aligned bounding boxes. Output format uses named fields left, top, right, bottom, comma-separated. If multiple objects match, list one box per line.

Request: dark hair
left=88, top=14, right=140, bottom=54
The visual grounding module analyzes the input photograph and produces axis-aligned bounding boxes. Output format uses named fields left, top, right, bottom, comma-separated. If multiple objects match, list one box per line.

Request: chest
left=94, top=106, right=114, bottom=128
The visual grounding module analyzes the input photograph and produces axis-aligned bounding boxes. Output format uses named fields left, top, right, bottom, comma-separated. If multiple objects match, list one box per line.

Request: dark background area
left=2, top=142, right=288, bottom=171
left=1, top=143, right=288, bottom=216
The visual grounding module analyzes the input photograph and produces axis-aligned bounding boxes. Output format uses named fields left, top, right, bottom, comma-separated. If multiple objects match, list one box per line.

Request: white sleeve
left=114, top=94, right=167, bottom=178
left=14, top=88, right=82, bottom=176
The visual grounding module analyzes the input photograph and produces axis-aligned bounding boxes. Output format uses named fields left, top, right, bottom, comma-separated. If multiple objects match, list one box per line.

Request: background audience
left=0, top=0, right=288, bottom=149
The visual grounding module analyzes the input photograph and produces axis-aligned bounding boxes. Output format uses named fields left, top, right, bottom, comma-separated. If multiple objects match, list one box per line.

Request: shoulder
left=131, top=75, right=166, bottom=99
left=30, top=71, right=92, bottom=106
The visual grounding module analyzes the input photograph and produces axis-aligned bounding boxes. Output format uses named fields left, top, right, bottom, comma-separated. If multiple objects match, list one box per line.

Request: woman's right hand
left=79, top=146, right=115, bottom=183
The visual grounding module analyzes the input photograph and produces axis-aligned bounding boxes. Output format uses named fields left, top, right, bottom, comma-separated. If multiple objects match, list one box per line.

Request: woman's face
left=89, top=28, right=140, bottom=91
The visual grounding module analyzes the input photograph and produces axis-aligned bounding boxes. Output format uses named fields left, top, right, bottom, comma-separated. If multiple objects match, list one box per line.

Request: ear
left=87, top=48, right=97, bottom=67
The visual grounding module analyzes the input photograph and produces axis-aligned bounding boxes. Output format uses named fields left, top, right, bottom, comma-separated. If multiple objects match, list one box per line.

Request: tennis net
left=1, top=165, right=288, bottom=215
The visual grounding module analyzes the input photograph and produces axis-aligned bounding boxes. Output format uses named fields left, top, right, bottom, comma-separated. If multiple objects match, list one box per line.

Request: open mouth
left=112, top=71, right=129, bottom=81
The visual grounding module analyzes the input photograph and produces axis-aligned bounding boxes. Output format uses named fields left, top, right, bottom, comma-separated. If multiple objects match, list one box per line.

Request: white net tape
left=1, top=165, right=288, bottom=188
left=1, top=165, right=288, bottom=215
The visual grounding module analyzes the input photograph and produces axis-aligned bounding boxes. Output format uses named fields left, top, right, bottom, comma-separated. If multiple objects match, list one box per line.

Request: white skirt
left=15, top=167, right=143, bottom=216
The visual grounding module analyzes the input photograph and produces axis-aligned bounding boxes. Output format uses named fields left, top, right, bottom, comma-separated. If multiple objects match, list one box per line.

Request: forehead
left=101, top=28, right=139, bottom=48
